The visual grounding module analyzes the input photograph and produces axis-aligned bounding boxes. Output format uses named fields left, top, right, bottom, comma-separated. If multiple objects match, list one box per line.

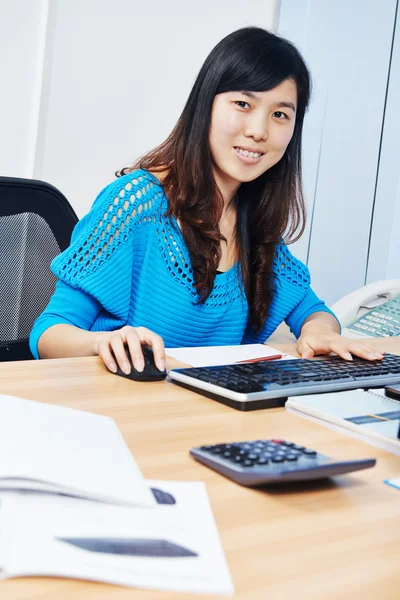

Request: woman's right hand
left=93, top=326, right=166, bottom=374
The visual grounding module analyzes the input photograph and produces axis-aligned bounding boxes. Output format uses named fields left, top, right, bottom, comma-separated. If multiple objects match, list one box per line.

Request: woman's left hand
left=297, top=320, right=385, bottom=361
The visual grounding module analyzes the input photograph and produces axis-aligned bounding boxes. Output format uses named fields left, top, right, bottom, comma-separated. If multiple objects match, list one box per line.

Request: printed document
left=0, top=481, right=234, bottom=595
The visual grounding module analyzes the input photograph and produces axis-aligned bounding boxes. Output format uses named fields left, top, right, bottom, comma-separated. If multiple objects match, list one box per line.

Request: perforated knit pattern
left=155, top=207, right=242, bottom=307
left=55, top=173, right=160, bottom=284
left=54, top=170, right=309, bottom=305
left=30, top=169, right=335, bottom=358
left=273, top=243, right=310, bottom=288
left=54, top=170, right=244, bottom=307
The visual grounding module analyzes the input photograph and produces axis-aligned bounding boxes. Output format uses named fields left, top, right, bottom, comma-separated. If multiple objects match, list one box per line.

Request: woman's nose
left=244, top=115, right=268, bottom=142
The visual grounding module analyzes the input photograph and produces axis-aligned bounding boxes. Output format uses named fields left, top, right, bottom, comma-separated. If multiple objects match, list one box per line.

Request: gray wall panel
left=367, top=4, right=400, bottom=283
left=278, top=0, right=397, bottom=305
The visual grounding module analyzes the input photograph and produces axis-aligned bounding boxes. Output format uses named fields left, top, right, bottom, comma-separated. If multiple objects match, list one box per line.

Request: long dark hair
left=118, top=27, right=311, bottom=332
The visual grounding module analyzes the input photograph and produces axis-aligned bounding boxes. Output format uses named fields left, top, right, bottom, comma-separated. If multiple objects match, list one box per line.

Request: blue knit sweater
left=29, top=169, right=335, bottom=358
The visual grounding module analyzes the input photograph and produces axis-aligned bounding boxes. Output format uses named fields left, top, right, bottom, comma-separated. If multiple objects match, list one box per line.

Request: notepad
left=0, top=394, right=155, bottom=507
left=286, top=389, right=400, bottom=456
left=165, top=343, right=284, bottom=367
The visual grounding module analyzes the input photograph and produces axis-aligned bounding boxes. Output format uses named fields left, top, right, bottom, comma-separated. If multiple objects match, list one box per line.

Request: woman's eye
left=273, top=111, right=288, bottom=119
left=235, top=101, right=250, bottom=109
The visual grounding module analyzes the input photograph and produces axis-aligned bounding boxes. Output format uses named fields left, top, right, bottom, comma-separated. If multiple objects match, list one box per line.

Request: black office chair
left=0, top=176, right=78, bottom=361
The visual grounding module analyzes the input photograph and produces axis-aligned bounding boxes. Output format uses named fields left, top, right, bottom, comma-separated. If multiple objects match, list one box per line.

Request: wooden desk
left=0, top=345, right=399, bottom=600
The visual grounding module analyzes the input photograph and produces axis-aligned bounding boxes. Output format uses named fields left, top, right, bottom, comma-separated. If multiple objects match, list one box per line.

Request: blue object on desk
left=384, top=478, right=400, bottom=491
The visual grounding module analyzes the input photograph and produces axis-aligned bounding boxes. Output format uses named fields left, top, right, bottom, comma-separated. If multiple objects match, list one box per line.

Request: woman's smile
left=233, top=146, right=264, bottom=164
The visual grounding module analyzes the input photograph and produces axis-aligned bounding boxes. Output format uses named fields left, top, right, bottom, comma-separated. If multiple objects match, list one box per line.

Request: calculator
left=190, top=439, right=376, bottom=486
left=345, top=294, right=400, bottom=338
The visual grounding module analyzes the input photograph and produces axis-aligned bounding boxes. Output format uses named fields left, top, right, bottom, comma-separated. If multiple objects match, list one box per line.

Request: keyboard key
left=192, top=438, right=376, bottom=486
left=173, top=354, right=400, bottom=410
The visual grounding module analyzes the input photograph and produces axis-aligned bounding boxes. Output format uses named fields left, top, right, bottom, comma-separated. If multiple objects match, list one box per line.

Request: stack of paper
left=0, top=481, right=234, bottom=594
left=0, top=395, right=234, bottom=595
left=0, top=394, right=155, bottom=506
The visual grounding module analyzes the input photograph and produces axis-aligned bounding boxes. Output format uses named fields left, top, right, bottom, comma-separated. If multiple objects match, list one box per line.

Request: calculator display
left=346, top=295, right=400, bottom=337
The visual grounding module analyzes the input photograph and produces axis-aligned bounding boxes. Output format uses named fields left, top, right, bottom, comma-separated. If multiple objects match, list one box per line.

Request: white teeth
left=235, top=147, right=261, bottom=159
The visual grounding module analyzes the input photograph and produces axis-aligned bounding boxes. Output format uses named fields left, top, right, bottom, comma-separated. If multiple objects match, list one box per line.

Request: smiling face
left=209, top=79, right=298, bottom=199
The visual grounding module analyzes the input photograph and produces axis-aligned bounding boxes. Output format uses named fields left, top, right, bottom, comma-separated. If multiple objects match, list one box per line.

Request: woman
left=30, top=26, right=384, bottom=374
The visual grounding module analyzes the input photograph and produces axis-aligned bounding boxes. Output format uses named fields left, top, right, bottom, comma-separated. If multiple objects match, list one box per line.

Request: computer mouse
left=115, top=346, right=167, bottom=382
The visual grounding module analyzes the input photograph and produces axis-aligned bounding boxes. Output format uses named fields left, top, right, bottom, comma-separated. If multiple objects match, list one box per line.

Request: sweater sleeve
left=29, top=280, right=102, bottom=359
left=242, top=243, right=339, bottom=344
left=285, top=286, right=340, bottom=338
left=29, top=170, right=162, bottom=358
left=50, top=171, right=161, bottom=314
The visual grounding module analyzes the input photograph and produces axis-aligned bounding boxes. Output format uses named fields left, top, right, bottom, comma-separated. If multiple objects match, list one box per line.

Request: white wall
left=278, top=0, right=399, bottom=305
left=1, top=0, right=277, bottom=217
left=0, top=0, right=48, bottom=177
left=5, top=0, right=397, bottom=307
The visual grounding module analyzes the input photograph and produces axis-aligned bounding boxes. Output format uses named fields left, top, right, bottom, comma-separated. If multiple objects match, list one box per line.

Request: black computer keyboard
left=169, top=353, right=400, bottom=411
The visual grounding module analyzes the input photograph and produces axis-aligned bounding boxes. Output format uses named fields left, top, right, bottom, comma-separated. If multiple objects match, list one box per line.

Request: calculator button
left=243, top=459, right=255, bottom=467
left=274, top=451, right=286, bottom=458
left=302, top=449, right=317, bottom=456
left=292, top=444, right=305, bottom=451
left=261, top=452, right=274, bottom=458
left=271, top=456, right=285, bottom=463
left=200, top=445, right=213, bottom=450
left=271, top=439, right=285, bottom=444
left=248, top=453, right=258, bottom=460
left=257, top=457, right=269, bottom=464
left=286, top=454, right=298, bottom=461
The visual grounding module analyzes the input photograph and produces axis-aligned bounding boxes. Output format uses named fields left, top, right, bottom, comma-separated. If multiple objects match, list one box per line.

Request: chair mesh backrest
left=0, top=177, right=78, bottom=361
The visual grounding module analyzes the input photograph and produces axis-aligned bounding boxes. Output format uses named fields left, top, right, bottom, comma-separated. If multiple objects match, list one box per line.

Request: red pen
left=236, top=353, right=282, bottom=364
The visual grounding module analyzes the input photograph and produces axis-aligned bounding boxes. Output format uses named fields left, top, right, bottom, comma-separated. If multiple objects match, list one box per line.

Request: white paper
left=0, top=481, right=234, bottom=595
left=166, top=343, right=285, bottom=367
left=0, top=394, right=155, bottom=508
